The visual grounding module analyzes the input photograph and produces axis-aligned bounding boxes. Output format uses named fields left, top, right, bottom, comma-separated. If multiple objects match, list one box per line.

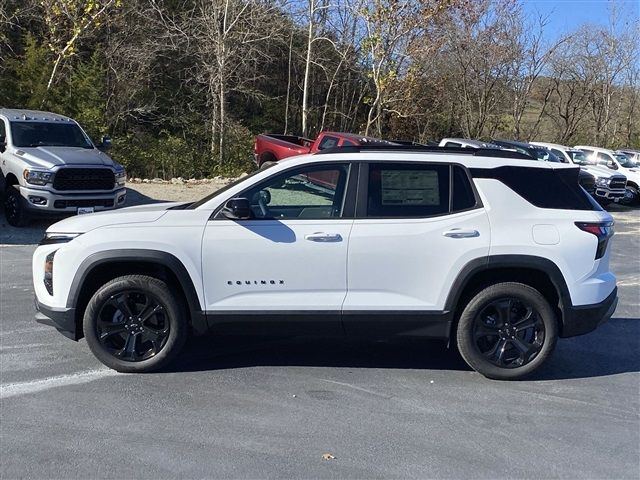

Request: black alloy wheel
left=456, top=282, right=558, bottom=380
left=96, top=290, right=170, bottom=361
left=3, top=186, right=28, bottom=227
left=472, top=297, right=545, bottom=369
left=84, top=275, right=187, bottom=373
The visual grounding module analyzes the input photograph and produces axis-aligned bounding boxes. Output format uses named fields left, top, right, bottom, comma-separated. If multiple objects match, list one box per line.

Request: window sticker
left=381, top=170, right=440, bottom=206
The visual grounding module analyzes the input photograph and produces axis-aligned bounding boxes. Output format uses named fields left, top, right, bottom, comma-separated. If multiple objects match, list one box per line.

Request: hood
left=580, top=165, right=622, bottom=179
left=46, top=202, right=182, bottom=234
left=12, top=146, right=115, bottom=169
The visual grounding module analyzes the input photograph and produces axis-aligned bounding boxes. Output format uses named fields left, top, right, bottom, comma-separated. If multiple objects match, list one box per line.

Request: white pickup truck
left=0, top=109, right=127, bottom=226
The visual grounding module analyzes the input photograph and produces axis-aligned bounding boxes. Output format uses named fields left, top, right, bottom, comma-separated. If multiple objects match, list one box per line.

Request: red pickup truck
left=254, top=131, right=395, bottom=168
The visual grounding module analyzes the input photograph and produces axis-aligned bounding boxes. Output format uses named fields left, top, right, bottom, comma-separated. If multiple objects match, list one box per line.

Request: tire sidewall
left=83, top=276, right=187, bottom=373
left=4, top=185, right=28, bottom=227
left=456, top=283, right=558, bottom=380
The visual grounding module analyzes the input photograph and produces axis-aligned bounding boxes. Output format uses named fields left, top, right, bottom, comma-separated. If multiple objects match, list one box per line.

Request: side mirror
left=99, top=135, right=112, bottom=151
left=222, top=197, right=252, bottom=220
left=607, top=160, right=617, bottom=169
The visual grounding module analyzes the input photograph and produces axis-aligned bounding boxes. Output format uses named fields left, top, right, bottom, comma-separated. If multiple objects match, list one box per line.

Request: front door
left=201, top=162, right=354, bottom=335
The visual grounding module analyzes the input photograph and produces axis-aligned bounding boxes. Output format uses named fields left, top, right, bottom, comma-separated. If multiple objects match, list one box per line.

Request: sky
left=521, top=0, right=640, bottom=40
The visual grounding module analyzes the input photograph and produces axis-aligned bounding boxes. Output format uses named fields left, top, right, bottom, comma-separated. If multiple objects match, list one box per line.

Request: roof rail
left=315, top=144, right=533, bottom=160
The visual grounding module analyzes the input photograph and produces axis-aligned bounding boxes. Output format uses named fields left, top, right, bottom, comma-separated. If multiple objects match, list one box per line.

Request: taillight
left=575, top=221, right=614, bottom=259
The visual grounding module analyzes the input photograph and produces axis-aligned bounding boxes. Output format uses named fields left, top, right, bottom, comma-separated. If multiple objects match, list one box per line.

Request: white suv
left=32, top=146, right=618, bottom=380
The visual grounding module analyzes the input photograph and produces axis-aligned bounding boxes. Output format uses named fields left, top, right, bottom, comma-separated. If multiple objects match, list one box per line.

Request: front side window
left=0, top=120, right=6, bottom=138
left=367, top=163, right=450, bottom=217
left=444, top=142, right=461, bottom=148
left=10, top=121, right=93, bottom=149
left=238, top=164, right=350, bottom=220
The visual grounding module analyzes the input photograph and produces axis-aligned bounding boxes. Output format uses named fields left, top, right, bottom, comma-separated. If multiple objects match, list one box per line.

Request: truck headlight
left=595, top=177, right=609, bottom=186
left=115, top=168, right=126, bottom=186
left=23, top=169, right=54, bottom=186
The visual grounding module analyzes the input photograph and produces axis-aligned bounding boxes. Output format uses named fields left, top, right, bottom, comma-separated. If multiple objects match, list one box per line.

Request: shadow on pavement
left=166, top=317, right=639, bottom=381
left=0, top=187, right=163, bottom=245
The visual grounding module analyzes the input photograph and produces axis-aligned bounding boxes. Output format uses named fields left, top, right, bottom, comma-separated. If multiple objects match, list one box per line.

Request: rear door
left=343, top=161, right=490, bottom=337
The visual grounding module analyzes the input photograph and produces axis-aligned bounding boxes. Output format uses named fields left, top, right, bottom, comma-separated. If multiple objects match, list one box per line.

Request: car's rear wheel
left=83, top=275, right=188, bottom=373
left=456, top=282, right=558, bottom=380
left=3, top=185, right=29, bottom=227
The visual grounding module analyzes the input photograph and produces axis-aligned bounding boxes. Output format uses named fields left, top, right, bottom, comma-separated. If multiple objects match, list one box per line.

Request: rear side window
left=471, top=166, right=600, bottom=211
left=317, top=135, right=339, bottom=150
left=444, top=141, right=461, bottom=148
left=452, top=165, right=477, bottom=211
left=367, top=163, right=449, bottom=217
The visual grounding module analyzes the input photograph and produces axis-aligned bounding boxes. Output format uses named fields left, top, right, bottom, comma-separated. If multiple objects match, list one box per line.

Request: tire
left=3, top=185, right=29, bottom=227
left=83, top=275, right=188, bottom=373
left=456, top=282, right=558, bottom=380
left=620, top=186, right=640, bottom=206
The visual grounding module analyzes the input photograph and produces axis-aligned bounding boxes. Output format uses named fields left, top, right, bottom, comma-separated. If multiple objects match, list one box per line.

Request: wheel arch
left=68, top=250, right=207, bottom=339
left=446, top=255, right=571, bottom=337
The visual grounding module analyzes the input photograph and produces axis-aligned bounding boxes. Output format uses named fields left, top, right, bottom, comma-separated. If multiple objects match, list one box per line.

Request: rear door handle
left=442, top=229, right=479, bottom=238
left=305, top=232, right=343, bottom=242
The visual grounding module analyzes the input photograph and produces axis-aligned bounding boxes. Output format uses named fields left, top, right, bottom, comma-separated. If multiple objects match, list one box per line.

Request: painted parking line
left=0, top=369, right=121, bottom=399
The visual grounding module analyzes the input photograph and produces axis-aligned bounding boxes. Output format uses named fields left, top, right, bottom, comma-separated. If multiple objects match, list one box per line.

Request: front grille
left=53, top=168, right=115, bottom=191
left=609, top=177, right=626, bottom=190
left=54, top=199, right=114, bottom=209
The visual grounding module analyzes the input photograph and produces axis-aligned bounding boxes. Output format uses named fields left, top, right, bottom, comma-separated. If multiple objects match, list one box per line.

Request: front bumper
left=561, top=287, right=618, bottom=338
left=34, top=299, right=79, bottom=341
left=594, top=187, right=625, bottom=200
left=19, top=185, right=126, bottom=214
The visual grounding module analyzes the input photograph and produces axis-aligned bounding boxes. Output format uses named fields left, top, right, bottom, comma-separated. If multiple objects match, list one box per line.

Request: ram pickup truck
left=254, top=131, right=395, bottom=168
left=0, top=109, right=127, bottom=226
left=575, top=145, right=640, bottom=206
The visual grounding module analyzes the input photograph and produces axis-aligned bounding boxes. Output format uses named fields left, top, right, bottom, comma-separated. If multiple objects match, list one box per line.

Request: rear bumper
left=35, top=299, right=78, bottom=341
left=561, top=287, right=618, bottom=338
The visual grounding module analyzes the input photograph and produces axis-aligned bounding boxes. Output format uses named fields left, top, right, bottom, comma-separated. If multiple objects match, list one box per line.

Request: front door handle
left=305, top=232, right=343, bottom=242
left=442, top=229, right=480, bottom=238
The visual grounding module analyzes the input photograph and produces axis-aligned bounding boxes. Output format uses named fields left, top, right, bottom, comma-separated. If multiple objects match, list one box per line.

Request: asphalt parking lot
left=1, top=200, right=639, bottom=479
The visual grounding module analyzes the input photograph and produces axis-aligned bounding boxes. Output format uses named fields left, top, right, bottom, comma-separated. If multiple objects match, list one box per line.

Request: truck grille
left=53, top=168, right=115, bottom=191
left=609, top=176, right=626, bottom=190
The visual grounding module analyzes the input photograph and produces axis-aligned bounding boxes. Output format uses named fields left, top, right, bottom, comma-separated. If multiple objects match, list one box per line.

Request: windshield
left=188, top=169, right=263, bottom=209
left=568, top=150, right=594, bottom=165
left=533, top=148, right=562, bottom=162
left=10, top=121, right=93, bottom=148
left=614, top=153, right=636, bottom=168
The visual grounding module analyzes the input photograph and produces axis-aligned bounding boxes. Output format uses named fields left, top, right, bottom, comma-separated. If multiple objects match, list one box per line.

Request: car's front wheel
left=620, top=185, right=640, bottom=206
left=83, top=275, right=188, bottom=373
left=456, top=282, right=558, bottom=380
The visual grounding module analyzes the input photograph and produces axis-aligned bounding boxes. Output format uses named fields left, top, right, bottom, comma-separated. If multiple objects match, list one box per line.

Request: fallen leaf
left=322, top=453, right=336, bottom=460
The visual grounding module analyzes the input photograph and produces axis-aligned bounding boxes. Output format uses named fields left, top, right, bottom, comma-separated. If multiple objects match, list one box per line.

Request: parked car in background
left=0, top=109, right=126, bottom=227
left=254, top=131, right=396, bottom=168
left=492, top=139, right=596, bottom=196
left=531, top=142, right=626, bottom=206
left=575, top=145, right=640, bottom=206
left=616, top=149, right=640, bottom=166
left=438, top=138, right=504, bottom=149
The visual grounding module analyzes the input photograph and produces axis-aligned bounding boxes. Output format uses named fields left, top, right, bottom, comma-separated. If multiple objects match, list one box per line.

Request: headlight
left=115, top=168, right=126, bottom=186
left=40, top=232, right=81, bottom=245
left=595, top=177, right=609, bottom=186
left=23, top=169, right=54, bottom=186
left=44, top=251, right=55, bottom=295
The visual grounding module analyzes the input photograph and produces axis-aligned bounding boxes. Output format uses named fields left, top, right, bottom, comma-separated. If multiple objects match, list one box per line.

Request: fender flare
left=67, top=249, right=207, bottom=334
